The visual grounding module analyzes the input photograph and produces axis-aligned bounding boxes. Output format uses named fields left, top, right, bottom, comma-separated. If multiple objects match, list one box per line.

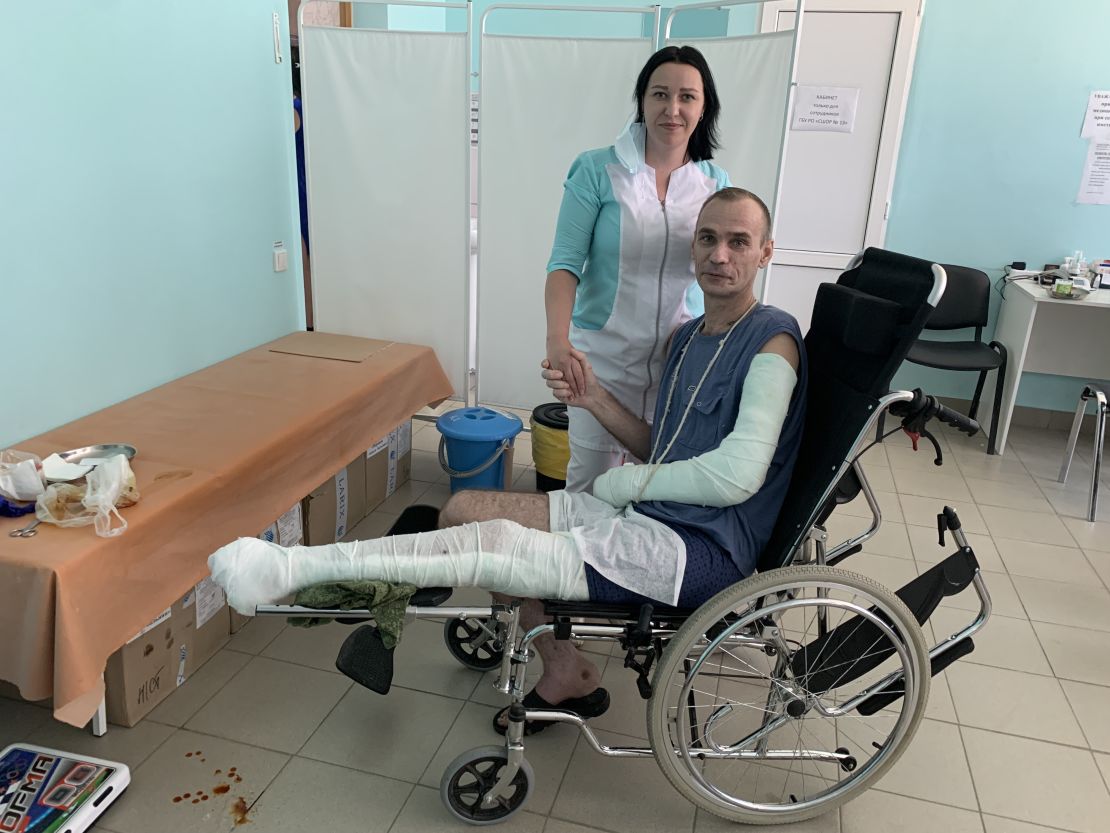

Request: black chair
left=903, top=264, right=1007, bottom=454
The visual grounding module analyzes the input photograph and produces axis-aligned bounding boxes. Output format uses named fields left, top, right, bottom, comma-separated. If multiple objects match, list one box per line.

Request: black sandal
left=493, top=687, right=610, bottom=736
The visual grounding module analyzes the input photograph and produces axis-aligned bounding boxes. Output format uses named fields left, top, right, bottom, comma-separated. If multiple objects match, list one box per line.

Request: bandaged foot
left=208, top=520, right=591, bottom=615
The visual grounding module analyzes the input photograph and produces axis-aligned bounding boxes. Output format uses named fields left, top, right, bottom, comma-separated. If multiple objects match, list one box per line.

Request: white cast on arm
left=592, top=353, right=797, bottom=508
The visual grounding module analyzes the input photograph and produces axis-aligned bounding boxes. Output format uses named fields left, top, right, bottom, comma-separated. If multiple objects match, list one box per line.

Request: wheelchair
left=255, top=248, right=992, bottom=826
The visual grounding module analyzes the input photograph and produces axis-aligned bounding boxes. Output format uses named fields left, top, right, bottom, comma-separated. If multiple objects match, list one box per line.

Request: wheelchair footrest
left=335, top=625, right=395, bottom=694
left=791, top=547, right=979, bottom=694
left=856, top=637, right=975, bottom=716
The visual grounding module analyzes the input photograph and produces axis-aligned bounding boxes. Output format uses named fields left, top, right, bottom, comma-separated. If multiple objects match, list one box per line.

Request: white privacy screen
left=476, top=35, right=654, bottom=410
left=303, top=26, right=469, bottom=395
left=667, top=31, right=794, bottom=213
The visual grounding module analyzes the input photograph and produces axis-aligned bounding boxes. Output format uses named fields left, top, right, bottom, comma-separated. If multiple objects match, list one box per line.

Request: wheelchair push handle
left=891, top=390, right=981, bottom=437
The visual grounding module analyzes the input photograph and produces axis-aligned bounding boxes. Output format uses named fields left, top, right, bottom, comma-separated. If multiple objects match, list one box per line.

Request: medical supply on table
left=0, top=496, right=36, bottom=517
left=0, top=449, right=46, bottom=501
left=530, top=403, right=570, bottom=492
left=9, top=518, right=41, bottom=537
left=36, top=454, right=140, bottom=537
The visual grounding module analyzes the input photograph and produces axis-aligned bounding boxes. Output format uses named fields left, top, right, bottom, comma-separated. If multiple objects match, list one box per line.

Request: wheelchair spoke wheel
left=444, top=617, right=504, bottom=671
left=440, top=745, right=534, bottom=825
left=647, top=566, right=930, bottom=825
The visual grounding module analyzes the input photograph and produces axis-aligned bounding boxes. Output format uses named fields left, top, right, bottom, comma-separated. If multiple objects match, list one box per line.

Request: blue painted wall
left=2, top=1, right=303, bottom=448
left=888, top=0, right=1110, bottom=409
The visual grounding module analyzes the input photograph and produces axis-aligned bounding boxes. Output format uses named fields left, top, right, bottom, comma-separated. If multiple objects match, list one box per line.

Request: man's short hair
left=699, top=188, right=773, bottom=243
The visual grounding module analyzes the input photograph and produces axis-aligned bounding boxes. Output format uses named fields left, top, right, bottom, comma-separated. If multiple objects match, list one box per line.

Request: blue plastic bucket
left=436, top=407, right=523, bottom=493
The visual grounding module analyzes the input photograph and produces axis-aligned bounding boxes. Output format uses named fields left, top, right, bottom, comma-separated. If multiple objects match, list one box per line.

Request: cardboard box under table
left=0, top=332, right=451, bottom=728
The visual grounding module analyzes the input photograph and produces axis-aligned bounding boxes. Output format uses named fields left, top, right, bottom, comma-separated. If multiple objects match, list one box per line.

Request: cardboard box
left=104, top=578, right=231, bottom=727
left=366, top=421, right=413, bottom=511
left=302, top=454, right=368, bottom=546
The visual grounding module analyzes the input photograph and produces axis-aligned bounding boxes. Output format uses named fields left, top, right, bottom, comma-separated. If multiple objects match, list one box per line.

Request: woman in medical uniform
left=545, top=45, right=730, bottom=492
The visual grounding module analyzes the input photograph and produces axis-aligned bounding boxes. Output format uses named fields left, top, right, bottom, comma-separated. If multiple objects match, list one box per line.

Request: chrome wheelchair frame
left=256, top=387, right=993, bottom=826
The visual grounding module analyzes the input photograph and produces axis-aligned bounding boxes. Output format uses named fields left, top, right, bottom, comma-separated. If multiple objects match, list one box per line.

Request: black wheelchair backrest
left=759, top=247, right=943, bottom=571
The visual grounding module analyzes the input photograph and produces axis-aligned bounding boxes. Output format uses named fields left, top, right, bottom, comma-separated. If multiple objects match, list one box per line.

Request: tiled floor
left=4, top=417, right=1110, bottom=833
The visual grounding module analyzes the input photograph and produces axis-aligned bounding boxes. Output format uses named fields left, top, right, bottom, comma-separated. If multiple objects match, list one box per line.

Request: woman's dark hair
left=633, top=45, right=721, bottom=162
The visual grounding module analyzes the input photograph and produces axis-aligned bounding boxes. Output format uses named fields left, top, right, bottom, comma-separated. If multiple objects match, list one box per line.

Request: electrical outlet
left=273, top=241, right=288, bottom=273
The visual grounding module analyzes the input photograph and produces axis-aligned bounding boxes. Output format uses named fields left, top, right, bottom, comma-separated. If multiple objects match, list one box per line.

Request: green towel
left=289, top=580, right=417, bottom=649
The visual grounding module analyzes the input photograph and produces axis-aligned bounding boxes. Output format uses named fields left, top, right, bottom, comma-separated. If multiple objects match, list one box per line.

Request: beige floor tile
left=1039, top=479, right=1110, bottom=524
left=346, top=510, right=400, bottom=540
left=860, top=464, right=896, bottom=493
left=393, top=784, right=545, bottom=833
left=1011, top=575, right=1110, bottom=632
left=411, top=425, right=444, bottom=453
left=420, top=482, right=454, bottom=508
left=979, top=506, right=1075, bottom=547
left=965, top=476, right=1054, bottom=513
left=954, top=452, right=1032, bottom=483
left=907, top=524, right=1002, bottom=572
left=261, top=621, right=352, bottom=673
left=839, top=489, right=905, bottom=523
left=148, top=649, right=252, bottom=727
left=694, top=808, right=838, bottom=832
left=1061, top=517, right=1110, bottom=552
left=379, top=480, right=432, bottom=515
left=900, top=495, right=986, bottom=534
left=102, top=729, right=289, bottom=833
left=26, top=717, right=174, bottom=770
left=1085, top=548, right=1110, bottom=590
left=1061, top=680, right=1110, bottom=753
left=589, top=657, right=649, bottom=740
left=299, top=684, right=462, bottom=782
left=391, top=619, right=484, bottom=700
left=836, top=551, right=919, bottom=594
left=551, top=729, right=695, bottom=833
left=0, top=698, right=53, bottom=747
left=185, top=656, right=351, bottom=753
left=993, top=538, right=1099, bottom=585
left=419, top=702, right=577, bottom=815
left=842, top=790, right=983, bottom=833
left=892, top=469, right=973, bottom=504
left=546, top=821, right=617, bottom=833
left=1098, top=752, right=1110, bottom=789
left=962, top=726, right=1110, bottom=833
left=886, top=444, right=954, bottom=473
left=1034, top=622, right=1110, bottom=687
left=937, top=570, right=1025, bottom=619
left=931, top=610, right=1052, bottom=676
left=946, top=663, right=1085, bottom=745
left=226, top=614, right=287, bottom=655
left=925, top=670, right=958, bottom=724
left=871, top=718, right=978, bottom=810
left=246, top=756, right=410, bottom=832
left=824, top=514, right=914, bottom=560
left=983, top=815, right=1085, bottom=833
left=411, top=448, right=449, bottom=484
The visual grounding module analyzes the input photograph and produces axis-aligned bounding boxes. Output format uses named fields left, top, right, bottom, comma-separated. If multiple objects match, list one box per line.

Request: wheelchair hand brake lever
left=920, top=427, right=943, bottom=466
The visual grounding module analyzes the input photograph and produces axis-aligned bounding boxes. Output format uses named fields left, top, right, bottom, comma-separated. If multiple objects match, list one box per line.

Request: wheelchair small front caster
left=444, top=617, right=504, bottom=671
left=440, top=745, right=534, bottom=825
left=835, top=746, right=857, bottom=772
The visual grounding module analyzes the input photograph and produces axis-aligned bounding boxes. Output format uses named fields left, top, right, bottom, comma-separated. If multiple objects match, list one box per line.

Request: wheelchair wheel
left=444, top=617, right=504, bottom=671
left=440, top=744, right=534, bottom=825
left=647, top=565, right=930, bottom=825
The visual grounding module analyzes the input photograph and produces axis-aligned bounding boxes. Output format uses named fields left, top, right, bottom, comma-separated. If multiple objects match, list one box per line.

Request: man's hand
left=542, top=347, right=601, bottom=411
left=545, top=337, right=586, bottom=398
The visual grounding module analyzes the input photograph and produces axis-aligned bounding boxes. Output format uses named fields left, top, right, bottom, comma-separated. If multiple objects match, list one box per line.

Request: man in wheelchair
left=208, top=190, right=992, bottom=826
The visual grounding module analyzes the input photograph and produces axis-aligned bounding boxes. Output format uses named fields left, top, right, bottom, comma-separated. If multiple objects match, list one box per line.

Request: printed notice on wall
left=1081, top=90, right=1110, bottom=138
left=1077, top=141, right=1110, bottom=205
left=792, top=86, right=860, bottom=133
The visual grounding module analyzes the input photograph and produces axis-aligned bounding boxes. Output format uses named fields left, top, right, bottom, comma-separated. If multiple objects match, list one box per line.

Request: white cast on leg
left=208, top=519, right=591, bottom=615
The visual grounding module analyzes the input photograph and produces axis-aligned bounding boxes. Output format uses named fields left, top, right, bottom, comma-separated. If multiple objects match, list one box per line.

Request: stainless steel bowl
left=49, top=445, right=139, bottom=482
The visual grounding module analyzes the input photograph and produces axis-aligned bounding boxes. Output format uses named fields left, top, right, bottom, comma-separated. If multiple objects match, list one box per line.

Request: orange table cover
left=0, top=333, right=452, bottom=727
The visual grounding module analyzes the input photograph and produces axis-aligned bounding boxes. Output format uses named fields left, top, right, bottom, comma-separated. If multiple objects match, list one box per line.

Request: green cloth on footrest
left=289, top=581, right=417, bottom=648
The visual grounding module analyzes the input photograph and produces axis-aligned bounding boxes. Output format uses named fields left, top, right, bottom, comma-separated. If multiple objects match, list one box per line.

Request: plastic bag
left=0, top=450, right=46, bottom=502
left=36, top=455, right=140, bottom=537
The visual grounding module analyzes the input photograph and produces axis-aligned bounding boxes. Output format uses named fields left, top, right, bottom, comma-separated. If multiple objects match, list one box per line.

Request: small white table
left=983, top=280, right=1110, bottom=455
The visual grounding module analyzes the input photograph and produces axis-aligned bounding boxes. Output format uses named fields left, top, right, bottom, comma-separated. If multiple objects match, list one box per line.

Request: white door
left=760, top=0, right=924, bottom=329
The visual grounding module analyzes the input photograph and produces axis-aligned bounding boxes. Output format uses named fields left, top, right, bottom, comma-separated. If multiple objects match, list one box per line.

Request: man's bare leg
left=438, top=491, right=602, bottom=711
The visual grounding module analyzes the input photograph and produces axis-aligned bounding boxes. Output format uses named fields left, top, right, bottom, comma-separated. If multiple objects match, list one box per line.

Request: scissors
left=9, top=519, right=40, bottom=538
